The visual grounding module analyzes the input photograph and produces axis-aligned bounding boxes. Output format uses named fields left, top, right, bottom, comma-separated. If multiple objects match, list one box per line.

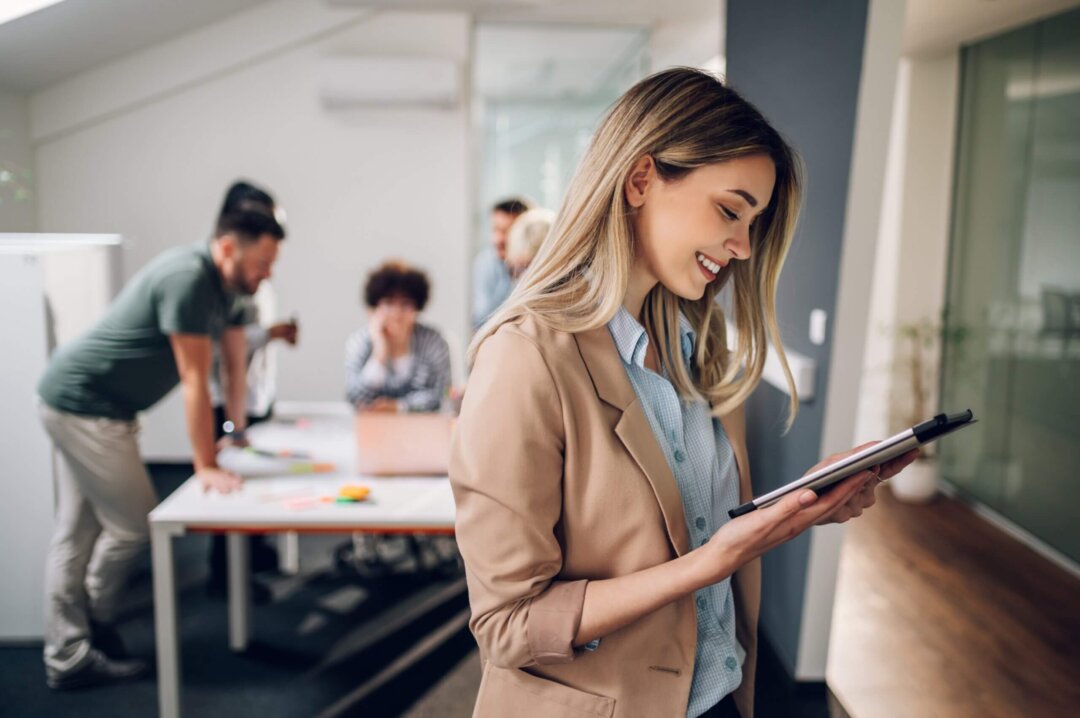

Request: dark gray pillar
left=726, top=0, right=870, bottom=678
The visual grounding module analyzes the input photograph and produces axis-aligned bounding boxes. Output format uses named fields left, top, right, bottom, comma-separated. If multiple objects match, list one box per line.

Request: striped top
left=344, top=321, right=451, bottom=412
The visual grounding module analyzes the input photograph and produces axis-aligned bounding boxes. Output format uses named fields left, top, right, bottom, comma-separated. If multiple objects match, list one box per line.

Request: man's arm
left=220, top=327, right=248, bottom=441
left=170, top=333, right=242, bottom=493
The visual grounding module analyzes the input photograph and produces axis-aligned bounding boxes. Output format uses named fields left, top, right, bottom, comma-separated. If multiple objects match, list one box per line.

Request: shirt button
left=674, top=449, right=687, bottom=463
left=695, top=516, right=706, bottom=531
left=696, top=596, right=706, bottom=610
left=726, top=656, right=738, bottom=671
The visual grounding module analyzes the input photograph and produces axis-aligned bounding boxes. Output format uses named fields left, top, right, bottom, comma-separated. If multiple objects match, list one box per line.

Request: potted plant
left=888, top=315, right=969, bottom=503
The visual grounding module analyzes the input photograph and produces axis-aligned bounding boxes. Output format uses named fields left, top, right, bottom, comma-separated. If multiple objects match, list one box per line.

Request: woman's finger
left=880, top=449, right=920, bottom=479
left=767, top=473, right=868, bottom=536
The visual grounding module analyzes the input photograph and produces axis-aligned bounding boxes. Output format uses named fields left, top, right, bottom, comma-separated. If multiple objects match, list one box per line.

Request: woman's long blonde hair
left=471, top=67, right=804, bottom=427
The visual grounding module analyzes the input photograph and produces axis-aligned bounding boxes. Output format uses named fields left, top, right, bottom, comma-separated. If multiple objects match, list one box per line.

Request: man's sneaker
left=46, top=649, right=148, bottom=691
left=89, top=620, right=129, bottom=660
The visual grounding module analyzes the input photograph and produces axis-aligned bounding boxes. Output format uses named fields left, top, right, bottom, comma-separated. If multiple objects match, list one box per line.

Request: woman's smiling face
left=625, top=153, right=776, bottom=304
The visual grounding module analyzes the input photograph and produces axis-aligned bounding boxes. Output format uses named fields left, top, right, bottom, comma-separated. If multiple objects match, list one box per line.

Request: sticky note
left=339, top=484, right=371, bottom=501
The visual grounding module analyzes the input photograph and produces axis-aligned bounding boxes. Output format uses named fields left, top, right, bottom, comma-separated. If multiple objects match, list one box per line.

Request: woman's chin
left=662, top=278, right=708, bottom=301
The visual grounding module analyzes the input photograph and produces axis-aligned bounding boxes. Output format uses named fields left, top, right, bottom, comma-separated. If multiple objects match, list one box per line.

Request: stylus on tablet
left=728, top=410, right=977, bottom=519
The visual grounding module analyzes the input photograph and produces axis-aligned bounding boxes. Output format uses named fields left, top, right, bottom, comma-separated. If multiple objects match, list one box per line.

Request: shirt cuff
left=246, top=325, right=270, bottom=351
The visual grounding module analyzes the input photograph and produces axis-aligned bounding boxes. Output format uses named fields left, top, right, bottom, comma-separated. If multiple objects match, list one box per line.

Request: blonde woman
left=450, top=68, right=918, bottom=718
left=505, top=207, right=556, bottom=278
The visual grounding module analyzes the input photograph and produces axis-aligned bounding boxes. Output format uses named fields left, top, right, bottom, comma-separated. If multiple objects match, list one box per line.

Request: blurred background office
left=1, top=0, right=1077, bottom=716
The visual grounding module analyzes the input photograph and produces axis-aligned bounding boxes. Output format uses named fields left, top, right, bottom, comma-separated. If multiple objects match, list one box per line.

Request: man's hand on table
left=197, top=466, right=243, bottom=494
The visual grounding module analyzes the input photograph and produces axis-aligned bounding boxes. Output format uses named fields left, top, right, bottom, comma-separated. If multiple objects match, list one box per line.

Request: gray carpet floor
left=0, top=464, right=835, bottom=718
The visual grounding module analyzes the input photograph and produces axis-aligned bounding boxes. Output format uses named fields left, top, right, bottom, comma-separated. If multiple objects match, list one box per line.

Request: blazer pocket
left=475, top=664, right=615, bottom=718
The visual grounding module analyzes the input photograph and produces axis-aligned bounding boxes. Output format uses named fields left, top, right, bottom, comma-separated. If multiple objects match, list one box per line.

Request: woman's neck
left=623, top=261, right=658, bottom=322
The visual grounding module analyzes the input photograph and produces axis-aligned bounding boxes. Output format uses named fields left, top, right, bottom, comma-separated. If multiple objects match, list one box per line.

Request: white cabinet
left=0, top=234, right=122, bottom=641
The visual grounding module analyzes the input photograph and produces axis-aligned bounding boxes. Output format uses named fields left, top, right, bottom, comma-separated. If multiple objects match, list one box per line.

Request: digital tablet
left=728, top=410, right=977, bottom=519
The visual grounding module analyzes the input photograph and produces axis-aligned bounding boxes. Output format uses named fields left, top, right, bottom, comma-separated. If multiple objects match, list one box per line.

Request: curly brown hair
left=363, top=260, right=430, bottom=310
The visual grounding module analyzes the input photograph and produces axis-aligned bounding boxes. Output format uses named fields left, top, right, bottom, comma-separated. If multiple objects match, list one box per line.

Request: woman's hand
left=815, top=447, right=920, bottom=525
left=697, top=466, right=877, bottom=586
left=363, top=397, right=401, bottom=413
left=369, top=309, right=390, bottom=364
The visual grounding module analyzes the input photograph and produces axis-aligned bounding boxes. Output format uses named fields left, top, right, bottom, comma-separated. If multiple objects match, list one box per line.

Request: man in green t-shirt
left=36, top=204, right=285, bottom=690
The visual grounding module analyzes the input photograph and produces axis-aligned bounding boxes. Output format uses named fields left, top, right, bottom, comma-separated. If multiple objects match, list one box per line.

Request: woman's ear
left=624, top=155, right=655, bottom=209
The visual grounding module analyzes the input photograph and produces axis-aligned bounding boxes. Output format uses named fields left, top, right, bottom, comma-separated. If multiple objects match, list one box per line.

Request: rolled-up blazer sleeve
left=449, top=326, right=587, bottom=669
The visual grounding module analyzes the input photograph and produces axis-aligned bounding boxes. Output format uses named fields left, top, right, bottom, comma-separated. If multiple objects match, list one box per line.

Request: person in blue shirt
left=471, top=197, right=530, bottom=329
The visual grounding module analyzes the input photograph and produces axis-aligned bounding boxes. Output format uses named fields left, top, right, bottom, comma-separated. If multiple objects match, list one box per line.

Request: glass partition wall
left=940, top=8, right=1080, bottom=565
left=472, top=23, right=649, bottom=254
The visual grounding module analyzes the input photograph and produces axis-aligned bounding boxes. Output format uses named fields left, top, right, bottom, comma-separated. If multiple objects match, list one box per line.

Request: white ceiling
left=2, top=0, right=1079, bottom=94
left=903, top=0, right=1080, bottom=55
left=327, top=0, right=717, bottom=27
left=0, top=0, right=272, bottom=92
left=473, top=24, right=648, bottom=102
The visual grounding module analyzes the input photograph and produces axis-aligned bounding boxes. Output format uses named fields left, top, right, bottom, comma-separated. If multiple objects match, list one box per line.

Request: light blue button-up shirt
left=608, top=306, right=745, bottom=718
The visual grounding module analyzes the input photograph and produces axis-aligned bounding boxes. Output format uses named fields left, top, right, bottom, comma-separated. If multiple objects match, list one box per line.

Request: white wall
left=888, top=53, right=959, bottom=427
left=853, top=59, right=910, bottom=445
left=30, top=0, right=472, bottom=458
left=0, top=252, right=54, bottom=640
left=0, top=237, right=121, bottom=640
left=0, top=89, right=37, bottom=232
left=798, top=0, right=907, bottom=681
left=856, top=52, right=959, bottom=444
left=650, top=0, right=724, bottom=72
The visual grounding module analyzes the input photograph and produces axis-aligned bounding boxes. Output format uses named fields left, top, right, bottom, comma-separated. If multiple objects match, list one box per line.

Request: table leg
left=280, top=531, right=300, bottom=575
left=227, top=532, right=251, bottom=652
left=152, top=525, right=181, bottom=718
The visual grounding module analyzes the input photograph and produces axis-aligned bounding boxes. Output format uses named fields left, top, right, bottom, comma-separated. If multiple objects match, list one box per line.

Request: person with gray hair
left=505, top=207, right=556, bottom=279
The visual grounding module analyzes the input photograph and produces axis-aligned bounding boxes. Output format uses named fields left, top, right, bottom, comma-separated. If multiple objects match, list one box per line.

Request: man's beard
left=232, top=276, right=259, bottom=295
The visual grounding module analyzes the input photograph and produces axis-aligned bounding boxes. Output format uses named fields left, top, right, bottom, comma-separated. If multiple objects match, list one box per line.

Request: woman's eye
left=720, top=206, right=739, bottom=221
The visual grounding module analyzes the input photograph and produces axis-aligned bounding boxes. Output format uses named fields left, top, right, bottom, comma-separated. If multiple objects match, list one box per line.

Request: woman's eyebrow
left=727, top=189, right=759, bottom=207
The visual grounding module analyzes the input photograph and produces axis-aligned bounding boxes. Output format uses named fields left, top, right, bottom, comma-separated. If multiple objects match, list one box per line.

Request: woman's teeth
left=696, top=253, right=722, bottom=274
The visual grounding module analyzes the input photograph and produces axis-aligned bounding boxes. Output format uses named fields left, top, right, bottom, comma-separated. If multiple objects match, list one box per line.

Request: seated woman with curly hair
left=345, top=260, right=451, bottom=412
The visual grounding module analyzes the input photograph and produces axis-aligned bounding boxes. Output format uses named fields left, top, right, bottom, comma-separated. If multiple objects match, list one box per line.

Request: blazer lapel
left=574, top=326, right=692, bottom=557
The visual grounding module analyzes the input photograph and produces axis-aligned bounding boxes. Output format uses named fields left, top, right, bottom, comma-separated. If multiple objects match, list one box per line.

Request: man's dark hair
left=363, top=261, right=430, bottom=311
left=220, top=180, right=275, bottom=218
left=215, top=205, right=286, bottom=243
left=492, top=197, right=531, bottom=216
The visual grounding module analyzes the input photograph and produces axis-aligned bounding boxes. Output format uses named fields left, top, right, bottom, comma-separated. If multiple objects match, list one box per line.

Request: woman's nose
left=724, top=225, right=752, bottom=261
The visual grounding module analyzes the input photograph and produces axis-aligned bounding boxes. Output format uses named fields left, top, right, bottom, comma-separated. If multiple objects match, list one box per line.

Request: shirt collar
left=608, top=305, right=697, bottom=370
left=197, top=241, right=229, bottom=302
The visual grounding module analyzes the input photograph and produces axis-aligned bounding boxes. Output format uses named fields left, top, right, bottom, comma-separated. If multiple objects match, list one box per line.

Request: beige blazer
left=450, top=316, right=761, bottom=718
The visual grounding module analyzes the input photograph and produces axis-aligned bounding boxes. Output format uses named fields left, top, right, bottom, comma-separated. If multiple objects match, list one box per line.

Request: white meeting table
left=148, top=404, right=456, bottom=718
